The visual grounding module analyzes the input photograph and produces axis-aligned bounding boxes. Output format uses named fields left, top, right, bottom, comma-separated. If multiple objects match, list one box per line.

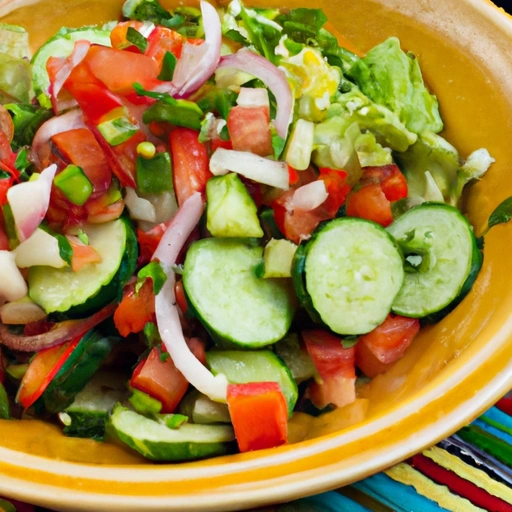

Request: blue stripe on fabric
left=353, top=472, right=450, bottom=512
left=480, top=406, right=512, bottom=435
left=473, top=418, right=512, bottom=446
left=296, top=491, right=371, bottom=512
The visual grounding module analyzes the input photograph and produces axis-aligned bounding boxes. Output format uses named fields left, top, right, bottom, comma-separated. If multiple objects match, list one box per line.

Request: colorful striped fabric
left=279, top=391, right=512, bottom=512
left=1, top=393, right=511, bottom=512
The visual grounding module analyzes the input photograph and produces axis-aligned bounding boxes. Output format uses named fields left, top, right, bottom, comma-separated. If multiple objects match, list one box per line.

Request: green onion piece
left=98, top=116, right=138, bottom=146
left=137, top=260, right=168, bottom=295
left=53, top=165, right=93, bottom=206
left=126, top=26, right=148, bottom=52
left=136, top=151, right=173, bottom=194
left=129, top=388, right=163, bottom=415
left=158, top=51, right=177, bottom=81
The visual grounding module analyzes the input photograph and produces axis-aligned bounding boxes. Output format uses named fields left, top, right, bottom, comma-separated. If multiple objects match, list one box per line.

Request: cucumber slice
left=206, top=350, right=298, bottom=414
left=29, top=218, right=137, bottom=315
left=31, top=27, right=111, bottom=97
left=183, top=239, right=296, bottom=348
left=274, top=334, right=316, bottom=384
left=293, top=218, right=404, bottom=335
left=37, top=330, right=119, bottom=414
left=110, top=404, right=235, bottom=461
left=179, top=390, right=231, bottom=425
left=60, top=371, right=127, bottom=441
left=387, top=203, right=481, bottom=318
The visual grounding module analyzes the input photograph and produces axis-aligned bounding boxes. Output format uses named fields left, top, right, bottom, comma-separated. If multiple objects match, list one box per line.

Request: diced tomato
left=227, top=382, right=288, bottom=452
left=355, top=314, right=420, bottom=378
left=227, top=106, right=273, bottom=157
left=137, top=222, right=168, bottom=265
left=346, top=183, right=393, bottom=227
left=51, top=128, right=112, bottom=194
left=86, top=46, right=160, bottom=96
left=67, top=236, right=102, bottom=272
left=46, top=188, right=89, bottom=230
left=146, top=26, right=186, bottom=65
left=17, top=338, right=80, bottom=409
left=0, top=179, right=11, bottom=206
left=318, top=168, right=351, bottom=217
left=302, top=330, right=356, bottom=409
left=210, top=136, right=232, bottom=152
left=288, top=165, right=299, bottom=186
left=175, top=280, right=188, bottom=315
left=169, top=128, right=211, bottom=206
left=114, top=280, right=155, bottom=338
left=130, top=347, right=188, bottom=413
left=0, top=130, right=18, bottom=177
left=86, top=199, right=125, bottom=224
left=187, top=336, right=207, bottom=365
left=360, top=164, right=407, bottom=202
left=110, top=20, right=145, bottom=51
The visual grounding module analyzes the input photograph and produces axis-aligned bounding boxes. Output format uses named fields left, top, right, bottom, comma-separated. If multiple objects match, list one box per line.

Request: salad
left=0, top=0, right=508, bottom=462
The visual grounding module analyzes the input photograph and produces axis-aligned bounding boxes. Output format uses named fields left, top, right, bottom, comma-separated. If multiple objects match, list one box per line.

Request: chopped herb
left=157, top=51, right=177, bottom=81
left=126, top=26, right=148, bottom=52
left=137, top=260, right=168, bottom=295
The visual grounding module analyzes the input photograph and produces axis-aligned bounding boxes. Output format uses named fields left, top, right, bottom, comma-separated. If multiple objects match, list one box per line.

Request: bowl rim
left=0, top=0, right=511, bottom=510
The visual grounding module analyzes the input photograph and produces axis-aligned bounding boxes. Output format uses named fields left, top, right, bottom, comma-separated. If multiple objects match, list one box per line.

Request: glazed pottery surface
left=0, top=0, right=511, bottom=510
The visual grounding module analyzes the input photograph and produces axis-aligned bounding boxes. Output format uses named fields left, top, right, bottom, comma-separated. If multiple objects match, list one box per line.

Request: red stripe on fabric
left=496, top=393, right=512, bottom=416
left=412, top=454, right=512, bottom=512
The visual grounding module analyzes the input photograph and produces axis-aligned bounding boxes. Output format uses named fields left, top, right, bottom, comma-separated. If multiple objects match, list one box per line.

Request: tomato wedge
left=169, top=128, right=212, bottom=206
left=51, top=128, right=112, bottom=194
left=67, top=236, right=102, bottom=272
left=227, top=106, right=273, bottom=157
left=302, top=330, right=356, bottom=409
left=360, top=164, right=408, bottom=202
left=346, top=182, right=394, bottom=227
left=145, top=26, right=186, bottom=65
left=355, top=314, right=420, bottom=378
left=227, top=382, right=288, bottom=452
left=17, top=338, right=80, bottom=409
left=114, top=280, right=155, bottom=338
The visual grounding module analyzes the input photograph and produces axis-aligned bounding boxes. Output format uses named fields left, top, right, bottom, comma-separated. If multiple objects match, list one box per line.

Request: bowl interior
left=0, top=0, right=511, bottom=508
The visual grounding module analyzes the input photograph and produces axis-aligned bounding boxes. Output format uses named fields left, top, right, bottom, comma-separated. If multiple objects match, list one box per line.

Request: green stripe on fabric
left=458, top=425, right=512, bottom=467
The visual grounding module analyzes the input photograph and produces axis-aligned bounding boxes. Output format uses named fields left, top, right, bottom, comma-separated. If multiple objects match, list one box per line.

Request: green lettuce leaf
left=346, top=37, right=443, bottom=135
left=4, top=103, right=53, bottom=149
left=0, top=24, right=30, bottom=60
left=0, top=53, right=31, bottom=104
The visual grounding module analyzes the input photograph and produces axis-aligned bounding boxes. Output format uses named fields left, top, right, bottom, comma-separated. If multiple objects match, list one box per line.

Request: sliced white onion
left=154, top=192, right=228, bottom=402
left=124, top=187, right=157, bottom=223
left=0, top=297, right=47, bottom=325
left=15, top=228, right=66, bottom=268
left=218, top=49, right=293, bottom=138
left=210, top=148, right=289, bottom=190
left=236, top=87, right=269, bottom=108
left=7, top=164, right=57, bottom=242
left=32, top=109, right=86, bottom=168
left=0, top=251, right=27, bottom=303
left=155, top=0, right=222, bottom=98
left=291, top=181, right=328, bottom=212
left=51, top=40, right=90, bottom=114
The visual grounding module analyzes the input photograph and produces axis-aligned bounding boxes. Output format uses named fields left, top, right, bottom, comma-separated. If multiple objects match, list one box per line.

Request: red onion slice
left=51, top=40, right=90, bottom=114
left=210, top=148, right=289, bottom=189
left=218, top=49, right=293, bottom=139
left=291, top=181, right=328, bottom=212
left=0, top=303, right=116, bottom=352
left=154, top=192, right=228, bottom=402
left=7, top=164, right=57, bottom=242
left=32, top=109, right=86, bottom=168
left=154, top=0, right=221, bottom=98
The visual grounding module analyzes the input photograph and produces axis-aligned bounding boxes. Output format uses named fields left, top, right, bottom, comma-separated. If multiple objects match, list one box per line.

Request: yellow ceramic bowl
left=0, top=0, right=512, bottom=510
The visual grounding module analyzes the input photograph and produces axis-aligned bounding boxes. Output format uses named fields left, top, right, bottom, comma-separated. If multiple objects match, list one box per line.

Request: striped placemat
left=1, top=392, right=511, bottom=512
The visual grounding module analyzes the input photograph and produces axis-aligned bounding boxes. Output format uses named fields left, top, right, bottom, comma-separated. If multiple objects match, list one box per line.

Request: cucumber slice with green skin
left=37, top=330, right=119, bottom=414
left=183, top=238, right=296, bottom=348
left=274, top=334, right=316, bottom=384
left=206, top=350, right=298, bottom=415
left=31, top=27, right=111, bottom=97
left=110, top=404, right=235, bottom=462
left=60, top=372, right=127, bottom=441
left=387, top=203, right=482, bottom=319
left=293, top=218, right=404, bottom=335
left=29, top=218, right=137, bottom=315
left=179, top=390, right=231, bottom=425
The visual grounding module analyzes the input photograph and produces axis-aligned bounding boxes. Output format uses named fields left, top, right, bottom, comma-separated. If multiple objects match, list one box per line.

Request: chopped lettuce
left=332, top=87, right=417, bottom=152
left=354, top=132, right=392, bottom=167
left=0, top=53, right=32, bottom=104
left=4, top=103, right=53, bottom=149
left=0, top=24, right=30, bottom=60
left=393, top=131, right=494, bottom=206
left=346, top=37, right=443, bottom=135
